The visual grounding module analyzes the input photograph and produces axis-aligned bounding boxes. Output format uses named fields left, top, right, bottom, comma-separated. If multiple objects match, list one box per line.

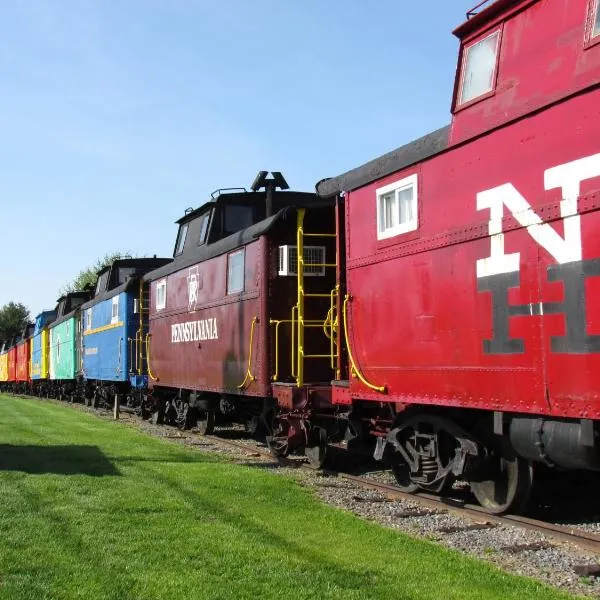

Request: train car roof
left=146, top=197, right=334, bottom=282
left=51, top=291, right=93, bottom=328
left=82, top=257, right=171, bottom=309
left=316, top=125, right=450, bottom=197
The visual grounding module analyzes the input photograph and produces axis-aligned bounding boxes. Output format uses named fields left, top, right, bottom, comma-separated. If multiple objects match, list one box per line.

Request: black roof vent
left=250, top=171, right=289, bottom=217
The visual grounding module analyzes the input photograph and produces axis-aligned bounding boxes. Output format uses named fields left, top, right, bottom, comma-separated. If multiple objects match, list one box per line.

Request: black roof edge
left=81, top=278, right=140, bottom=310
left=176, top=201, right=216, bottom=224
left=316, top=125, right=451, bottom=197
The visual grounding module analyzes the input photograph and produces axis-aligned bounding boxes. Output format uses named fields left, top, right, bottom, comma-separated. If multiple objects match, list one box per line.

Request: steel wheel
left=471, top=454, right=533, bottom=514
left=150, top=408, right=164, bottom=425
left=176, top=403, right=196, bottom=430
left=196, top=410, right=215, bottom=436
left=389, top=447, right=419, bottom=493
left=266, top=415, right=288, bottom=459
left=305, top=426, right=328, bottom=469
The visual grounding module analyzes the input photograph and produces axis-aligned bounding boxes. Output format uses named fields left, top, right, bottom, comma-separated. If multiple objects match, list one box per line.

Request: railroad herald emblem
left=476, top=152, right=600, bottom=355
left=187, top=266, right=201, bottom=311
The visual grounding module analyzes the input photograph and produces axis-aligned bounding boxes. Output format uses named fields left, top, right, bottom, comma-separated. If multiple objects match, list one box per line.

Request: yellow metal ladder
left=131, top=280, right=150, bottom=376
left=270, top=208, right=341, bottom=386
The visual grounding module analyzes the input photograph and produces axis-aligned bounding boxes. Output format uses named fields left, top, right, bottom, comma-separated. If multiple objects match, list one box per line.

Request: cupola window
left=174, top=223, right=188, bottom=256
left=594, top=0, right=600, bottom=37
left=459, top=30, right=500, bottom=105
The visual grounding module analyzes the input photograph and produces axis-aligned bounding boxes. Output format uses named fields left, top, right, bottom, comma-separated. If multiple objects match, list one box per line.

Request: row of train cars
left=0, top=257, right=169, bottom=410
left=3, top=0, right=600, bottom=515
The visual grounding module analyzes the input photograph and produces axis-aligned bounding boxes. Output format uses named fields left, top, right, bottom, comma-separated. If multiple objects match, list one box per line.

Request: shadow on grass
left=0, top=445, right=120, bottom=476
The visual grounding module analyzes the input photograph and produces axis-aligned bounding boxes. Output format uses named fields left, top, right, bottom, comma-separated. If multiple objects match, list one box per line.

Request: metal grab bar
left=342, top=294, right=386, bottom=394
left=146, top=333, right=157, bottom=381
left=466, top=0, right=494, bottom=18
left=238, top=316, right=258, bottom=390
left=117, top=337, right=123, bottom=375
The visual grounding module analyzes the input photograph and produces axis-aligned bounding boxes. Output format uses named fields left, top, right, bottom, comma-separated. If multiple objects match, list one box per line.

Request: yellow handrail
left=146, top=333, right=157, bottom=381
left=238, top=316, right=258, bottom=390
left=270, top=319, right=283, bottom=381
left=296, top=209, right=305, bottom=386
left=342, top=294, right=386, bottom=393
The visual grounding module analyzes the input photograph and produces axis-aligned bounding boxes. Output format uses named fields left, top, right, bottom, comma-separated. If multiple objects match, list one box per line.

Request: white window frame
left=227, top=249, right=245, bottom=295
left=111, top=296, right=119, bottom=324
left=376, top=174, right=418, bottom=240
left=458, top=30, right=500, bottom=106
left=156, top=279, right=167, bottom=311
left=85, top=308, right=92, bottom=331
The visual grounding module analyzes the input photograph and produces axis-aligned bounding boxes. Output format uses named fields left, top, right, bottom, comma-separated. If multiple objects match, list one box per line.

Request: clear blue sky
left=0, top=0, right=477, bottom=318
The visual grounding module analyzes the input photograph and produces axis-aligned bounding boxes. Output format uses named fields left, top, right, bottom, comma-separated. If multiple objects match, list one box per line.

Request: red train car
left=15, top=324, right=34, bottom=388
left=295, top=0, right=600, bottom=512
left=145, top=173, right=336, bottom=432
left=7, top=344, right=17, bottom=384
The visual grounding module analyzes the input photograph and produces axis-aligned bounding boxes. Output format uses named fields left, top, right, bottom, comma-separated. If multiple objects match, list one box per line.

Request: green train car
left=48, top=291, right=91, bottom=399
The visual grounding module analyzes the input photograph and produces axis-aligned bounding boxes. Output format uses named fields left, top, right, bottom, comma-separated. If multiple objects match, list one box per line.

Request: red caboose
left=304, top=0, right=600, bottom=512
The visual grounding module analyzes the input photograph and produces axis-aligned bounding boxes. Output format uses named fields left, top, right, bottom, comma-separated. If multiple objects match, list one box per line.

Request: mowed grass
left=0, top=395, right=576, bottom=600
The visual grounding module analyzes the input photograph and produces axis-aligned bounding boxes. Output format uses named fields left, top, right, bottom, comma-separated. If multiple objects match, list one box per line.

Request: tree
left=0, top=302, right=31, bottom=343
left=60, top=252, right=132, bottom=295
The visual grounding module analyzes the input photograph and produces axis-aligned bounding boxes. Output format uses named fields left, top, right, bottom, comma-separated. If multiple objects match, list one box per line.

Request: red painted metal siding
left=451, top=0, right=600, bottom=144
left=15, top=340, right=30, bottom=382
left=148, top=238, right=269, bottom=396
left=7, top=347, right=16, bottom=382
left=343, top=86, right=600, bottom=419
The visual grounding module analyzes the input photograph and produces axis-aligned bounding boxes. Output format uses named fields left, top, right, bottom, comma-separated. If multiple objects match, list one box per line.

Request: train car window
left=198, top=213, right=210, bottom=245
left=111, top=296, right=119, bottom=324
left=174, top=223, right=188, bottom=256
left=85, top=308, right=92, bottom=331
left=227, top=249, right=245, bottom=294
left=224, top=205, right=253, bottom=236
left=459, top=30, right=500, bottom=105
left=594, top=0, right=600, bottom=37
left=156, top=279, right=167, bottom=311
left=95, top=271, right=109, bottom=295
left=376, top=174, right=418, bottom=240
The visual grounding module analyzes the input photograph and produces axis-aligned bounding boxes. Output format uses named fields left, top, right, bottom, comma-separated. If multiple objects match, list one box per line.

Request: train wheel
left=266, top=415, right=288, bottom=459
left=305, top=426, right=328, bottom=469
left=150, top=406, right=164, bottom=425
left=244, top=416, right=262, bottom=437
left=470, top=453, right=533, bottom=514
left=197, top=410, right=215, bottom=436
left=389, top=448, right=419, bottom=493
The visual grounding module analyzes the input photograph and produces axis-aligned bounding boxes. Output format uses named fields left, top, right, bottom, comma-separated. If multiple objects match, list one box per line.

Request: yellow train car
left=0, top=350, right=8, bottom=383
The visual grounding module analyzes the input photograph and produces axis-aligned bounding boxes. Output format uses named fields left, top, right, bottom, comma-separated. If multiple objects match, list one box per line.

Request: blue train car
left=30, top=309, right=57, bottom=394
left=81, top=258, right=170, bottom=410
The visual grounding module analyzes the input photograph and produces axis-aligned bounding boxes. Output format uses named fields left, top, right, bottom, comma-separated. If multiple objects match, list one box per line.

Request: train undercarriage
left=267, top=396, right=600, bottom=514
left=147, top=387, right=276, bottom=436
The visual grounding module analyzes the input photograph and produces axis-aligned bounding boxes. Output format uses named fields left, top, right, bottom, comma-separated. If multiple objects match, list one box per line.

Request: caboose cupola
left=450, top=0, right=600, bottom=144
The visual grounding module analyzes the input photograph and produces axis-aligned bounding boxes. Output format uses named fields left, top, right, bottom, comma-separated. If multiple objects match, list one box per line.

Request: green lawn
left=0, top=395, right=576, bottom=600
